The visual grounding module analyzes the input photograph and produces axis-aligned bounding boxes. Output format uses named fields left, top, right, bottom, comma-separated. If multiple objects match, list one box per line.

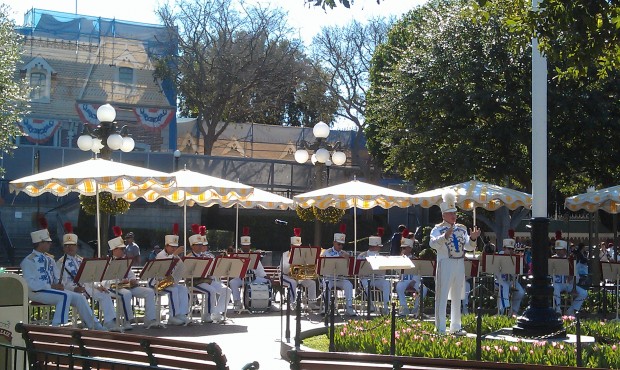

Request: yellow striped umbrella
left=565, top=186, right=620, bottom=214
left=410, top=180, right=532, bottom=211
left=294, top=179, right=418, bottom=254
left=9, top=158, right=176, bottom=256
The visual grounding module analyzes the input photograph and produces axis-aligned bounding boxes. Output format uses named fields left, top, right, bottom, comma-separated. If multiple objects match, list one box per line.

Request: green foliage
left=301, top=315, right=620, bottom=368
left=295, top=205, right=345, bottom=224
left=0, top=5, right=30, bottom=173
left=79, top=192, right=130, bottom=215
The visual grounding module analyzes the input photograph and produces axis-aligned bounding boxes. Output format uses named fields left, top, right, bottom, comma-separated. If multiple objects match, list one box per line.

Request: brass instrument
left=110, top=282, right=132, bottom=290
left=156, top=275, right=175, bottom=291
left=289, top=265, right=318, bottom=281
left=187, top=277, right=213, bottom=286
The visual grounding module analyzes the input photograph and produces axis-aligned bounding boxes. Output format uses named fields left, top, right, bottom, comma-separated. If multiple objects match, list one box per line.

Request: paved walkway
left=129, top=307, right=329, bottom=370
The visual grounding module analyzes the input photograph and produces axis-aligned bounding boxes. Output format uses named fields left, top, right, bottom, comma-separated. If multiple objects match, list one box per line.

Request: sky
left=4, top=0, right=424, bottom=45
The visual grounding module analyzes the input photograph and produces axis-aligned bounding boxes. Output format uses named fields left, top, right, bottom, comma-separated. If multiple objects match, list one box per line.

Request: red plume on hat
left=38, top=215, right=48, bottom=229
left=293, top=228, right=301, bottom=237
left=199, top=226, right=206, bottom=236
left=508, top=229, right=515, bottom=239
left=555, top=230, right=563, bottom=240
left=377, top=227, right=384, bottom=237
left=401, top=228, right=410, bottom=238
left=339, top=223, right=346, bottom=234
left=64, top=222, right=73, bottom=234
left=191, top=223, right=200, bottom=235
left=243, top=226, right=250, bottom=236
left=173, top=223, right=179, bottom=236
left=113, top=226, right=123, bottom=237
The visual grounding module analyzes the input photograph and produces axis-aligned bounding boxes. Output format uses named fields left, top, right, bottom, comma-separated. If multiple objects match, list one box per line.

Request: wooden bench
left=286, top=349, right=588, bottom=370
left=16, top=323, right=230, bottom=369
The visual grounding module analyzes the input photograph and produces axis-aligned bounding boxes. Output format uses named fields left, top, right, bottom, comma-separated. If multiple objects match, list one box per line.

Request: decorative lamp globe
left=294, top=149, right=309, bottom=164
left=77, top=134, right=93, bottom=151
left=315, top=148, right=330, bottom=163
left=120, top=137, right=135, bottom=153
left=311, top=153, right=317, bottom=165
left=106, top=133, right=123, bottom=150
left=312, top=121, right=330, bottom=139
left=332, top=151, right=346, bottom=166
left=96, top=103, right=116, bottom=123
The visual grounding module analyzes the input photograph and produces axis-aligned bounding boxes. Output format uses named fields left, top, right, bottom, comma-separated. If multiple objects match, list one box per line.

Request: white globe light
left=120, top=137, right=135, bottom=152
left=106, top=133, right=123, bottom=150
left=325, top=159, right=332, bottom=167
left=294, top=149, right=309, bottom=164
left=91, top=138, right=104, bottom=154
left=311, top=154, right=317, bottom=165
left=77, top=135, right=93, bottom=151
left=332, top=151, right=347, bottom=166
left=315, top=148, right=330, bottom=163
left=96, top=103, right=116, bottom=122
left=312, top=121, right=330, bottom=139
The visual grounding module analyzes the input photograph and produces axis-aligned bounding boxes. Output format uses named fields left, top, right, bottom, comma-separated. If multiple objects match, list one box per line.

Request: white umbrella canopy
left=200, top=188, right=294, bottom=210
left=565, top=185, right=620, bottom=213
left=9, top=158, right=177, bottom=256
left=294, top=179, right=418, bottom=255
left=409, top=180, right=532, bottom=211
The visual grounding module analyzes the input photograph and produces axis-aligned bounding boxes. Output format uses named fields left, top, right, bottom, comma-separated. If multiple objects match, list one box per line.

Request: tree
left=156, top=0, right=335, bottom=154
left=310, top=17, right=393, bottom=177
left=478, top=0, right=620, bottom=80
left=304, top=0, right=383, bottom=9
left=0, top=5, right=29, bottom=172
left=365, top=0, right=620, bottom=239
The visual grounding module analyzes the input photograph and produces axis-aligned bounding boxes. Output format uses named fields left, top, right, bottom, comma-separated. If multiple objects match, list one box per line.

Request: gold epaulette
left=26, top=252, right=36, bottom=261
left=455, top=223, right=466, bottom=228
left=45, top=252, right=55, bottom=258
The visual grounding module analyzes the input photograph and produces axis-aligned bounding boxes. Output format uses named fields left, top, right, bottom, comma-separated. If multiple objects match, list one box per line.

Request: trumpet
left=156, top=275, right=175, bottom=291
left=290, top=265, right=318, bottom=281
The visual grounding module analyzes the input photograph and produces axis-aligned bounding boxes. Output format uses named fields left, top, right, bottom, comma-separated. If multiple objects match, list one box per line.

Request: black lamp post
left=77, top=104, right=135, bottom=159
left=294, top=121, right=347, bottom=246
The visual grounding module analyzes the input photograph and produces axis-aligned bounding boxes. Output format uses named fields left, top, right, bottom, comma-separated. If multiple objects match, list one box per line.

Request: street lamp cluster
left=294, top=121, right=346, bottom=167
left=77, top=104, right=135, bottom=158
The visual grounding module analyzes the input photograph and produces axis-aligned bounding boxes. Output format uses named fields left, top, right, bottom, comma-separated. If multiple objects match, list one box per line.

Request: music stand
left=601, top=261, right=620, bottom=321
left=401, top=259, right=435, bottom=320
left=211, top=256, right=250, bottom=317
left=100, top=258, right=133, bottom=331
left=548, top=257, right=574, bottom=313
left=232, top=253, right=261, bottom=270
left=482, top=254, right=521, bottom=275
left=73, top=257, right=109, bottom=329
left=465, top=258, right=480, bottom=312
left=289, top=246, right=321, bottom=267
left=182, top=257, right=214, bottom=323
left=140, top=258, right=177, bottom=327
left=317, top=257, right=353, bottom=316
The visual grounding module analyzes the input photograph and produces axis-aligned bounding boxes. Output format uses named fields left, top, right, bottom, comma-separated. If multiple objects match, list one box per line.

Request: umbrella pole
left=96, top=183, right=101, bottom=258
left=183, top=193, right=187, bottom=255
left=473, top=207, right=476, bottom=226
left=235, top=203, right=239, bottom=253
left=354, top=204, right=357, bottom=257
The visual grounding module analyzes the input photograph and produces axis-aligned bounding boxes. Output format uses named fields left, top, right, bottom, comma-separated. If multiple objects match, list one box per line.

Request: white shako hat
left=62, top=222, right=77, bottom=245
left=31, top=229, right=52, bottom=243
left=503, top=238, right=516, bottom=249
left=333, top=224, right=346, bottom=244
left=188, top=223, right=202, bottom=245
left=368, top=227, right=385, bottom=247
left=439, top=189, right=457, bottom=213
left=164, top=223, right=179, bottom=247
left=554, top=240, right=567, bottom=250
left=291, top=227, right=302, bottom=246
left=108, top=225, right=125, bottom=250
left=241, top=226, right=251, bottom=245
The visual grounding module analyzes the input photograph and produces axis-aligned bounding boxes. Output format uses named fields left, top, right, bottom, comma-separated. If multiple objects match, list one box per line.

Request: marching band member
left=148, top=224, right=190, bottom=325
left=494, top=238, right=524, bottom=316
left=552, top=239, right=587, bottom=316
left=107, top=228, right=157, bottom=329
left=186, top=225, right=230, bottom=323
left=21, top=220, right=104, bottom=330
left=395, top=233, right=427, bottom=317
left=320, top=224, right=356, bottom=316
left=56, top=222, right=120, bottom=331
left=280, top=228, right=320, bottom=310
left=357, top=227, right=391, bottom=314
left=430, top=190, right=480, bottom=335
left=229, top=227, right=270, bottom=310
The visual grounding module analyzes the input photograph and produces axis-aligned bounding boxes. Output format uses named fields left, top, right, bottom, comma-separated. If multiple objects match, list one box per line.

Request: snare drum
left=243, top=282, right=271, bottom=312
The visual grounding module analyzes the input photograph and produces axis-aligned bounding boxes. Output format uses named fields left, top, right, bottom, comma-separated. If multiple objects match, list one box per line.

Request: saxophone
left=156, top=275, right=175, bottom=291
left=289, top=265, right=318, bottom=280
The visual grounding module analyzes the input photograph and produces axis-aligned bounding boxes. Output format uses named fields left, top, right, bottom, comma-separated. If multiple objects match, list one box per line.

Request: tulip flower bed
left=305, top=315, right=620, bottom=369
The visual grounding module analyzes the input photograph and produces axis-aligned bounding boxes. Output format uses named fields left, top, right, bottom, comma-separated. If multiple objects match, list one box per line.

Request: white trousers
left=91, top=289, right=116, bottom=323
left=553, top=283, right=587, bottom=313
left=322, top=278, right=353, bottom=308
left=29, top=289, right=101, bottom=328
left=111, top=286, right=156, bottom=322
left=281, top=275, right=318, bottom=303
left=434, top=258, right=465, bottom=333
left=193, top=281, right=231, bottom=314
left=396, top=278, right=428, bottom=314
left=360, top=277, right=392, bottom=309
left=147, top=282, right=189, bottom=317
left=496, top=280, right=525, bottom=314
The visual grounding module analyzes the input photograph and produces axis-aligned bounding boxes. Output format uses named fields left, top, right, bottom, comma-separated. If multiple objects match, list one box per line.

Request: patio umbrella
left=125, top=168, right=254, bottom=251
left=293, top=179, right=418, bottom=255
left=9, top=158, right=176, bottom=256
left=409, top=180, right=532, bottom=224
left=565, top=185, right=620, bottom=214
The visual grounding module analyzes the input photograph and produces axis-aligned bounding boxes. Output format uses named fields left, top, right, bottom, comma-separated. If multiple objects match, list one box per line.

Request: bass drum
left=243, top=282, right=272, bottom=313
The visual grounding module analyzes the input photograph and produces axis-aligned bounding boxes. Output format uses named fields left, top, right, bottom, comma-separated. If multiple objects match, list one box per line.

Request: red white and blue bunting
left=75, top=103, right=101, bottom=126
left=19, top=118, right=62, bottom=144
left=133, top=107, right=174, bottom=131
